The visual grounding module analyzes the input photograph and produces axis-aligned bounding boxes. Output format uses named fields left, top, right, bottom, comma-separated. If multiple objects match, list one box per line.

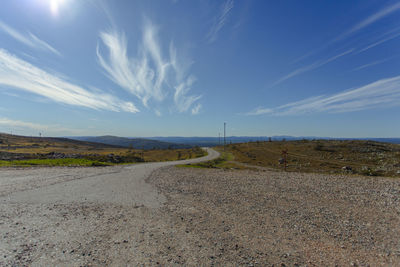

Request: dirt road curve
left=0, top=148, right=219, bottom=266
left=0, top=148, right=219, bottom=207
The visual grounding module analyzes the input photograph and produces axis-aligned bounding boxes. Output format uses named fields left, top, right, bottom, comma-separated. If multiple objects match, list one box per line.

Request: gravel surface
left=1, top=152, right=399, bottom=266
left=147, top=167, right=400, bottom=266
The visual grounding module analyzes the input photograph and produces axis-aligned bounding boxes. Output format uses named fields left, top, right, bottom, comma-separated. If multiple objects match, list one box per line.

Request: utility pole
left=224, top=122, right=226, bottom=151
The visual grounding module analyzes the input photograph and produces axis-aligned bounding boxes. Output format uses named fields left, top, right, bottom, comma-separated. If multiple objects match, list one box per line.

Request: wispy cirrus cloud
left=173, top=75, right=201, bottom=113
left=0, top=49, right=138, bottom=113
left=245, top=107, right=273, bottom=116
left=291, top=2, right=400, bottom=65
left=351, top=56, right=394, bottom=71
left=191, top=104, right=202, bottom=115
left=335, top=2, right=400, bottom=42
left=248, top=75, right=400, bottom=116
left=356, top=29, right=400, bottom=54
left=207, top=0, right=234, bottom=43
left=97, top=20, right=201, bottom=114
left=169, top=43, right=202, bottom=114
left=272, top=49, right=354, bottom=86
left=0, top=117, right=83, bottom=135
left=0, top=20, right=61, bottom=56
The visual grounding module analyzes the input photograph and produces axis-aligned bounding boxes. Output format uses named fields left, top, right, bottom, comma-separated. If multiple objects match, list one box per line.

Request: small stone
left=342, top=166, right=352, bottom=171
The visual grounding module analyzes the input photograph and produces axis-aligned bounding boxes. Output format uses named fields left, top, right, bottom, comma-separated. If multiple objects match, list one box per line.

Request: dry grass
left=221, top=140, right=400, bottom=177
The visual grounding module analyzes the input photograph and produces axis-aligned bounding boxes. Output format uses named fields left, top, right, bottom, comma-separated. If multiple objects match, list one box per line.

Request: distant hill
left=0, top=133, right=205, bottom=163
left=0, top=133, right=122, bottom=150
left=366, top=138, right=400, bottom=144
left=70, top=135, right=192, bottom=150
left=0, top=132, right=128, bottom=160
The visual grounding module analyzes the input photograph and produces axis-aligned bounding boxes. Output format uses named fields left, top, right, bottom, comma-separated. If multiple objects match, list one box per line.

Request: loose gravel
left=147, top=167, right=400, bottom=266
left=1, top=165, right=399, bottom=266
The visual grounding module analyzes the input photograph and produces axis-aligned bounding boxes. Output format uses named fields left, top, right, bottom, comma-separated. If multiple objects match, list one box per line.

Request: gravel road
left=0, top=148, right=219, bottom=266
left=0, top=148, right=219, bottom=207
left=1, top=148, right=399, bottom=266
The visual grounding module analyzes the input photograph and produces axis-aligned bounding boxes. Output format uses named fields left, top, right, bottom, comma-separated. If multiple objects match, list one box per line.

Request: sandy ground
left=1, top=148, right=399, bottom=266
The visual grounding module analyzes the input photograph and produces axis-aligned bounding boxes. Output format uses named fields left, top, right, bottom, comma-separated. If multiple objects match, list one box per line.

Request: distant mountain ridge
left=69, top=135, right=400, bottom=148
left=70, top=135, right=192, bottom=150
left=0, top=133, right=122, bottom=149
left=147, top=136, right=400, bottom=145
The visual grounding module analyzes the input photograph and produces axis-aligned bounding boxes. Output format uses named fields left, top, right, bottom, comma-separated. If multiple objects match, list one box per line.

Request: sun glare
left=49, top=0, right=66, bottom=16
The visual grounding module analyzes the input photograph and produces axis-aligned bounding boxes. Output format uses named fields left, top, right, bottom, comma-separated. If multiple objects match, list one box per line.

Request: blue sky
left=0, top=0, right=400, bottom=137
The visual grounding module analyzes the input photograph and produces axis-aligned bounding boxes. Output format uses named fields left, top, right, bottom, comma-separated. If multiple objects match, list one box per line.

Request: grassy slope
left=181, top=140, right=400, bottom=177
left=226, top=140, right=400, bottom=177
left=0, top=133, right=126, bottom=155
left=0, top=133, right=206, bottom=167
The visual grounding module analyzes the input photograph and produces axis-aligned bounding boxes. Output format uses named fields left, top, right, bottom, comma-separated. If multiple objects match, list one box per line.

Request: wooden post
left=282, top=149, right=288, bottom=171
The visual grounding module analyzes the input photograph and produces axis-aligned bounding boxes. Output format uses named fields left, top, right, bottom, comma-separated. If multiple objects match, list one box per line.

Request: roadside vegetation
left=0, top=133, right=206, bottom=167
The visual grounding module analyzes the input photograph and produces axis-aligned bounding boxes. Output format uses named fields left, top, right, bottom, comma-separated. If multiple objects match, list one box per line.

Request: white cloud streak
left=357, top=30, right=400, bottom=54
left=173, top=75, right=201, bottom=113
left=0, top=20, right=61, bottom=56
left=291, top=3, right=400, bottom=65
left=0, top=117, right=82, bottom=135
left=335, top=2, right=400, bottom=42
left=245, top=107, right=273, bottom=116
left=191, top=104, right=202, bottom=115
left=248, top=75, right=400, bottom=116
left=272, top=49, right=354, bottom=86
left=0, top=49, right=138, bottom=113
left=207, top=0, right=234, bottom=43
left=97, top=21, right=201, bottom=114
left=154, top=109, right=162, bottom=117
left=352, top=57, right=393, bottom=71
